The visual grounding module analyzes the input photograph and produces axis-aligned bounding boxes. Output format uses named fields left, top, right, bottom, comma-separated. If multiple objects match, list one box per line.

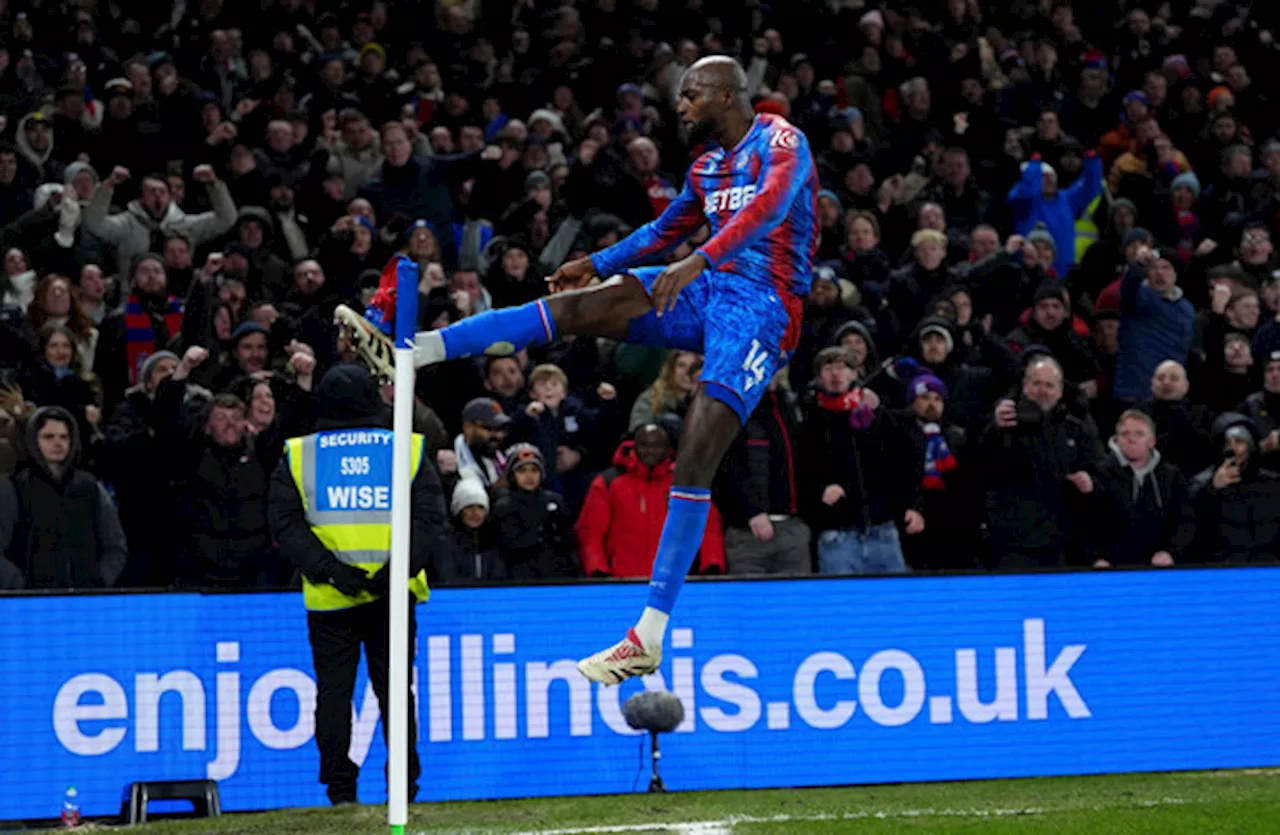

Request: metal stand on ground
left=623, top=689, right=684, bottom=794
left=648, top=731, right=667, bottom=793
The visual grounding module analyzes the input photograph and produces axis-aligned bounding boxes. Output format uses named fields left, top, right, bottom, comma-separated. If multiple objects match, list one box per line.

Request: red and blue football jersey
left=590, top=113, right=819, bottom=301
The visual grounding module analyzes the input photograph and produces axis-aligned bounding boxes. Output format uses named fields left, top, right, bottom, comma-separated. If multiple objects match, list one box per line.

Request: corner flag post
left=388, top=256, right=418, bottom=835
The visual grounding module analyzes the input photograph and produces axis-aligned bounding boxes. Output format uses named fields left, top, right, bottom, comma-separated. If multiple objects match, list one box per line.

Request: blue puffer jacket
left=1113, top=265, right=1195, bottom=400
left=1008, top=157, right=1104, bottom=278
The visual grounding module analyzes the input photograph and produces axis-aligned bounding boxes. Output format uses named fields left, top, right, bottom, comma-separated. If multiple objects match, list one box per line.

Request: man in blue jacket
left=1113, top=246, right=1195, bottom=403
left=1008, top=153, right=1103, bottom=277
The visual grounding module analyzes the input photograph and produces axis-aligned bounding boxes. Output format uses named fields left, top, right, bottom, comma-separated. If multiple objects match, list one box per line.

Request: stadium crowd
left=1, top=0, right=1280, bottom=592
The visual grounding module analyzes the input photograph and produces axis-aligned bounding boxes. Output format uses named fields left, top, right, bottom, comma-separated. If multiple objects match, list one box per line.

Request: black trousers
left=307, top=596, right=420, bottom=802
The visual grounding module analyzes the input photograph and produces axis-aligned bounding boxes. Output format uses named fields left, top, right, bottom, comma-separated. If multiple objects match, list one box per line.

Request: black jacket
left=156, top=378, right=278, bottom=587
left=98, top=388, right=172, bottom=586
left=357, top=152, right=480, bottom=267
left=1239, top=390, right=1280, bottom=472
left=964, top=251, right=1048, bottom=337
left=799, top=397, right=923, bottom=533
left=491, top=486, right=578, bottom=580
left=1136, top=397, right=1216, bottom=478
left=904, top=318, right=1001, bottom=434
left=1090, top=442, right=1189, bottom=565
left=1172, top=414, right=1280, bottom=563
left=0, top=406, right=127, bottom=589
left=430, top=523, right=505, bottom=585
left=1175, top=463, right=1280, bottom=563
left=981, top=398, right=1103, bottom=556
left=1005, top=318, right=1101, bottom=388
left=716, top=389, right=804, bottom=528
left=268, top=364, right=448, bottom=589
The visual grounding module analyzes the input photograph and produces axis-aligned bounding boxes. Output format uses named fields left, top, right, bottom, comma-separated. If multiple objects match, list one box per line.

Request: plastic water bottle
left=60, top=786, right=80, bottom=828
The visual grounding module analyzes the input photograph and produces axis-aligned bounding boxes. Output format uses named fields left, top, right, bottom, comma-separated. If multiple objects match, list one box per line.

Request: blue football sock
left=646, top=487, right=712, bottom=614
left=438, top=298, right=557, bottom=361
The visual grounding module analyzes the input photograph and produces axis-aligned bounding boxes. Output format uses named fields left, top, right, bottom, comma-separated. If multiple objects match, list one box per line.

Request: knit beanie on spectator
left=503, top=442, right=546, bottom=481
left=1213, top=412, right=1261, bottom=457
left=314, top=363, right=386, bottom=429
left=1122, top=228, right=1153, bottom=249
left=1171, top=172, right=1202, bottom=199
left=230, top=321, right=268, bottom=346
left=917, top=317, right=955, bottom=353
left=833, top=319, right=879, bottom=365
left=130, top=252, right=165, bottom=281
left=909, top=373, right=948, bottom=401
left=1026, top=225, right=1057, bottom=253
left=139, top=350, right=179, bottom=391
left=1152, top=246, right=1184, bottom=276
left=63, top=160, right=99, bottom=186
left=450, top=475, right=491, bottom=517
left=817, top=189, right=844, bottom=214
left=1033, top=281, right=1070, bottom=308
left=1111, top=198, right=1138, bottom=220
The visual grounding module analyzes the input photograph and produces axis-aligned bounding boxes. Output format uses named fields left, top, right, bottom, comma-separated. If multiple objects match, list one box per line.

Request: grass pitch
left=120, top=769, right=1280, bottom=834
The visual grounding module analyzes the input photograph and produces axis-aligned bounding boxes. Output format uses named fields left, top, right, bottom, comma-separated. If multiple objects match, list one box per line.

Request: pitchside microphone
left=623, top=691, right=685, bottom=792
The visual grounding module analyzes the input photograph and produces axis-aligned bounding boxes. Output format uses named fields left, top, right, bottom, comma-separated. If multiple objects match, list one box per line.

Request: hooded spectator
left=1173, top=413, right=1280, bottom=564
left=14, top=111, right=63, bottom=183
left=0, top=406, right=126, bottom=589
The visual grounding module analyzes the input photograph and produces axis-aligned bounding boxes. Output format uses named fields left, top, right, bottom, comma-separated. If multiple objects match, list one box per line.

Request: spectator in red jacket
left=576, top=425, right=725, bottom=578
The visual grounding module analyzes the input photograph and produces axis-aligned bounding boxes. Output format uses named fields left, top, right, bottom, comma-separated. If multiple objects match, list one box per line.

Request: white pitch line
left=421, top=797, right=1190, bottom=835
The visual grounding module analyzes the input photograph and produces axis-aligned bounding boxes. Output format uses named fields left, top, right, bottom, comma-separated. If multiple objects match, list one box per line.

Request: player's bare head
left=677, top=56, right=749, bottom=141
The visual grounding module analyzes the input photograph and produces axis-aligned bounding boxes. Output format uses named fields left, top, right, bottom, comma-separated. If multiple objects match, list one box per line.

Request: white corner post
left=388, top=258, right=419, bottom=835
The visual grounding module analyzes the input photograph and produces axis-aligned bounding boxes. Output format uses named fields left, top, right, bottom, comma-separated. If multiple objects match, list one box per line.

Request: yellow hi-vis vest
left=1075, top=193, right=1105, bottom=264
left=285, top=428, right=430, bottom=611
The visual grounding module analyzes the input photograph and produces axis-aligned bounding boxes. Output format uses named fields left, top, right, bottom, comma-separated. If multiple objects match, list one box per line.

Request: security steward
left=268, top=363, right=447, bottom=805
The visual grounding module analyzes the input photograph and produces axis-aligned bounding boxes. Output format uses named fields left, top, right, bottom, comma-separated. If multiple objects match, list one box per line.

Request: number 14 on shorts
left=742, top=339, right=770, bottom=392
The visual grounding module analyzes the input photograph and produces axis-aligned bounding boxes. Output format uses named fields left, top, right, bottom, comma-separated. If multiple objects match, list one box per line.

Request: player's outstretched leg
left=577, top=393, right=742, bottom=685
left=335, top=277, right=650, bottom=383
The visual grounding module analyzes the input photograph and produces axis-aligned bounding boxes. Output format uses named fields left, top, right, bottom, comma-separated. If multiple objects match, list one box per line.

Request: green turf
left=116, top=769, right=1280, bottom=834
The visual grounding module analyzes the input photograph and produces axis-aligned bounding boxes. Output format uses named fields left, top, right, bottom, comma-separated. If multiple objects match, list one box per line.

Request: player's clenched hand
left=546, top=256, right=596, bottom=293
left=652, top=252, right=706, bottom=317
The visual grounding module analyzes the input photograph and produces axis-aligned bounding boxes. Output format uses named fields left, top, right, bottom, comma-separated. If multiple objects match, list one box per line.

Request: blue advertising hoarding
left=1, top=569, right=1278, bottom=820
